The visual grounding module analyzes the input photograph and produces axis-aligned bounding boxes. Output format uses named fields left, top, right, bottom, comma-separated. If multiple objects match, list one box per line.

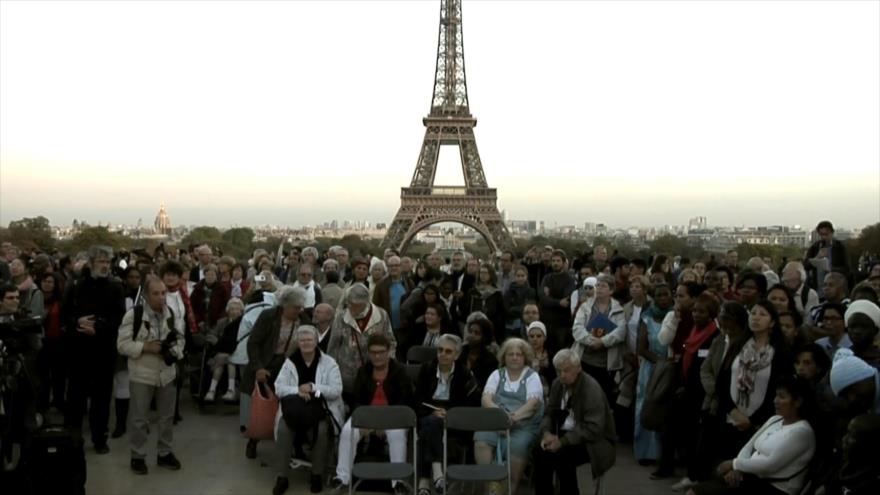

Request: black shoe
left=173, top=413, right=182, bottom=424
left=245, top=439, right=258, bottom=459
left=130, top=458, right=148, bottom=475
left=393, top=483, right=409, bottom=495
left=650, top=469, right=673, bottom=480
left=309, top=474, right=322, bottom=493
left=330, top=476, right=348, bottom=492
left=157, top=452, right=182, bottom=470
left=273, top=476, right=290, bottom=495
left=94, top=443, right=110, bottom=455
left=111, top=423, right=126, bottom=439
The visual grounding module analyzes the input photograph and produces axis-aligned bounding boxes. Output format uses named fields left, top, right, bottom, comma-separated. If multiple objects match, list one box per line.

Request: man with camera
left=117, top=277, right=185, bottom=475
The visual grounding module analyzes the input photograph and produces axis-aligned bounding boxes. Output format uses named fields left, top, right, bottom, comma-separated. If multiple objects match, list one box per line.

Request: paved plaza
left=84, top=395, right=675, bottom=495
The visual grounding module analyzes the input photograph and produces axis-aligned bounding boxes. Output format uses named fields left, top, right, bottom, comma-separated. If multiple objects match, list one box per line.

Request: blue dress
left=633, top=313, right=667, bottom=461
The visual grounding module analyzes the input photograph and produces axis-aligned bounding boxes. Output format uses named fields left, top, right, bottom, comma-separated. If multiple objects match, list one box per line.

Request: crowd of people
left=0, top=218, right=879, bottom=495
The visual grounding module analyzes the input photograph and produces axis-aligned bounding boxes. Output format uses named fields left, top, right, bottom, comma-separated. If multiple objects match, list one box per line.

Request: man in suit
left=189, top=244, right=213, bottom=283
left=806, top=220, right=850, bottom=298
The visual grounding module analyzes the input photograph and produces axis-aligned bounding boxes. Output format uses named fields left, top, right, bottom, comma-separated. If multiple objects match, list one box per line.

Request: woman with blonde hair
left=474, top=337, right=544, bottom=493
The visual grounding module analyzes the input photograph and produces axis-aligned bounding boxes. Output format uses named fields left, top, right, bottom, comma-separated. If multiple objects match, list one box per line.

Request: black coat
left=414, top=359, right=480, bottom=417
left=504, top=283, right=537, bottom=324
left=805, top=238, right=850, bottom=286
left=404, top=323, right=457, bottom=358
left=352, top=359, right=414, bottom=410
left=458, top=345, right=499, bottom=390
left=61, top=269, right=125, bottom=359
left=242, top=307, right=310, bottom=395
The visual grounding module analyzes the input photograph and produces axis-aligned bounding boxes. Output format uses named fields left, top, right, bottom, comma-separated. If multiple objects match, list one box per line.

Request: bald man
left=313, top=303, right=335, bottom=352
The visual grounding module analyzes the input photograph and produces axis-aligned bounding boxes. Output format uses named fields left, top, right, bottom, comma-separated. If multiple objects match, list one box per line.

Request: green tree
left=846, top=222, right=880, bottom=272
left=222, top=227, right=255, bottom=248
left=179, top=226, right=222, bottom=248
left=61, top=226, right=130, bottom=254
left=3, top=216, right=55, bottom=252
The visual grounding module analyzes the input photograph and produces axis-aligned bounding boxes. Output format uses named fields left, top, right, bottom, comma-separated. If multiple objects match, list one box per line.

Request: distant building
left=688, top=216, right=708, bottom=231
left=154, top=203, right=172, bottom=236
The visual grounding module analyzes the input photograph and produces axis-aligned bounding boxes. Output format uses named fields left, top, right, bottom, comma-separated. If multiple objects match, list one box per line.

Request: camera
left=254, top=274, right=267, bottom=283
left=159, top=331, right=180, bottom=366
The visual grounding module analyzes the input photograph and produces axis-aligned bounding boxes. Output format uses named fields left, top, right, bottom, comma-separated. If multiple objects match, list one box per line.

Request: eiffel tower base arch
left=382, top=187, right=515, bottom=254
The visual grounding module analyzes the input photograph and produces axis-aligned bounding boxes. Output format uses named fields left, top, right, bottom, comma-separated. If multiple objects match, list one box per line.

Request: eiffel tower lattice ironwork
left=382, top=0, right=515, bottom=254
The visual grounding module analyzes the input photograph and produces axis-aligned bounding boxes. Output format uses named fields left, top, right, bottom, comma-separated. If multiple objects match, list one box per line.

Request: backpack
left=215, top=302, right=271, bottom=354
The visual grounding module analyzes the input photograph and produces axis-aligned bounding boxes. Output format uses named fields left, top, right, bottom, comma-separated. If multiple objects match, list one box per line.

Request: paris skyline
left=2, top=0, right=878, bottom=230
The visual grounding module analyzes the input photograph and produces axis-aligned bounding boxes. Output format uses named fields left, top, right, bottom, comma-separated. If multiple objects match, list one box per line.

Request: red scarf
left=355, top=305, right=373, bottom=333
left=682, top=320, right=717, bottom=377
left=167, top=285, right=199, bottom=334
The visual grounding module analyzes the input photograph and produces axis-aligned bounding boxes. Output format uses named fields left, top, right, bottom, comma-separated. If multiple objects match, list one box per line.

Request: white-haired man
left=63, top=245, right=126, bottom=454
left=782, top=261, right=819, bottom=317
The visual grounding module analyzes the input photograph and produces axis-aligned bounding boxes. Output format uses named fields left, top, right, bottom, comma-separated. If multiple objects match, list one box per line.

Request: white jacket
left=273, top=351, right=344, bottom=440
left=117, top=305, right=185, bottom=387
left=571, top=297, right=627, bottom=371
left=229, top=292, right=276, bottom=366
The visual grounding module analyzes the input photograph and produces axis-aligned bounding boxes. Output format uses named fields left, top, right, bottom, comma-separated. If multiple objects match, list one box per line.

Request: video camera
left=160, top=331, right=180, bottom=366
left=0, top=315, right=43, bottom=357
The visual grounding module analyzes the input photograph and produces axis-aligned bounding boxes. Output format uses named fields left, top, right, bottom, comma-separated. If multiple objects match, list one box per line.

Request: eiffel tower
left=382, top=0, right=515, bottom=254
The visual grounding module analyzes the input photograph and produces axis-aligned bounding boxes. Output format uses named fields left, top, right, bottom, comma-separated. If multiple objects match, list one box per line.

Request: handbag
left=640, top=359, right=679, bottom=432
left=246, top=381, right=279, bottom=440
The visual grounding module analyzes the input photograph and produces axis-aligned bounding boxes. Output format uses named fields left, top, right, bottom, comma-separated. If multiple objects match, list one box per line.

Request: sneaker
left=204, top=390, right=216, bottom=402
left=309, top=474, right=323, bottom=493
left=671, top=477, right=698, bottom=491
left=272, top=476, right=290, bottom=495
left=245, top=439, right=258, bottom=459
left=290, top=446, right=312, bottom=469
left=130, top=458, right=148, bottom=475
left=433, top=478, right=445, bottom=495
left=157, top=452, right=182, bottom=470
left=94, top=443, right=110, bottom=455
left=330, top=476, right=348, bottom=492
left=221, top=388, right=236, bottom=401
left=393, top=483, right=409, bottom=495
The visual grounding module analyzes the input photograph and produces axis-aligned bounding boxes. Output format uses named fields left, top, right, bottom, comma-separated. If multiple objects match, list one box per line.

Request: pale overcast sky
left=1, top=0, right=878, bottom=230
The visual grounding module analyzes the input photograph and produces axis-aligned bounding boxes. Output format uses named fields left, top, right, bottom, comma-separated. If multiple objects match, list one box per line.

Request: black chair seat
left=352, top=462, right=414, bottom=481
left=447, top=464, right=508, bottom=482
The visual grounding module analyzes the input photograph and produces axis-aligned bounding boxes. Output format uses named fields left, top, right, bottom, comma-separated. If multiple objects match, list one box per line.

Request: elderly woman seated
left=414, top=334, right=480, bottom=495
left=272, top=325, right=344, bottom=495
left=474, top=337, right=545, bottom=493
left=533, top=349, right=617, bottom=495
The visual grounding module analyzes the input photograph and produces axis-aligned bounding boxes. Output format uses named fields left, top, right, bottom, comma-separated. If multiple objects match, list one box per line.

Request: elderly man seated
left=533, top=349, right=617, bottom=495
left=414, top=334, right=479, bottom=495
